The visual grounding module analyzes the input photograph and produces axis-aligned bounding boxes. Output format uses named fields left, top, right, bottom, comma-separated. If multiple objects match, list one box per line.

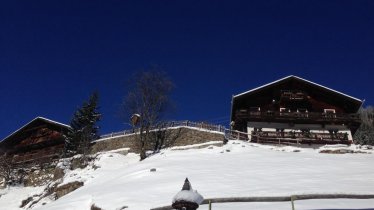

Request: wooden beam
left=150, top=194, right=374, bottom=210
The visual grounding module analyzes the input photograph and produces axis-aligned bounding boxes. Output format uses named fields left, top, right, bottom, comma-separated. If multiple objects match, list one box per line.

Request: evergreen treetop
left=65, top=92, right=101, bottom=156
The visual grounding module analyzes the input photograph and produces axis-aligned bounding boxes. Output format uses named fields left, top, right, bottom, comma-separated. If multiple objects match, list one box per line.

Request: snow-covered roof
left=1, top=116, right=71, bottom=143
left=233, top=75, right=362, bottom=102
left=34, top=116, right=70, bottom=128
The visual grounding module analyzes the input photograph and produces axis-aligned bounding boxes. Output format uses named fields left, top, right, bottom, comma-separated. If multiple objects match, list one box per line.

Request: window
left=297, top=108, right=308, bottom=118
left=280, top=108, right=291, bottom=116
left=250, top=107, right=260, bottom=112
left=281, top=90, right=292, bottom=97
left=293, top=92, right=305, bottom=100
left=249, top=107, right=260, bottom=116
left=324, top=109, right=335, bottom=113
left=280, top=108, right=291, bottom=112
left=324, top=109, right=336, bottom=118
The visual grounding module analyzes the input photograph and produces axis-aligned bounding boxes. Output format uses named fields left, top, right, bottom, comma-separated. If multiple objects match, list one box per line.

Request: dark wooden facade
left=231, top=76, right=363, bottom=144
left=0, top=117, right=70, bottom=165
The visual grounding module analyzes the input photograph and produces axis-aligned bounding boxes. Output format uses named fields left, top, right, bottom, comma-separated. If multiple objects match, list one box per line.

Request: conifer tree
left=354, top=106, right=374, bottom=145
left=65, top=92, right=101, bottom=157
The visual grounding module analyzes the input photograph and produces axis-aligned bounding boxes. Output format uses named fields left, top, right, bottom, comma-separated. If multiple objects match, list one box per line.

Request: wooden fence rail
left=103, top=119, right=347, bottom=143
left=100, top=120, right=252, bottom=142
left=223, top=129, right=249, bottom=141
left=100, top=120, right=354, bottom=145
left=150, top=194, right=374, bottom=210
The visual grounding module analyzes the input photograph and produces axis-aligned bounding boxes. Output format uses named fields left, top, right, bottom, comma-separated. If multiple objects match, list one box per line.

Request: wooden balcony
left=11, top=144, right=64, bottom=165
left=251, top=131, right=351, bottom=145
left=235, top=110, right=360, bottom=124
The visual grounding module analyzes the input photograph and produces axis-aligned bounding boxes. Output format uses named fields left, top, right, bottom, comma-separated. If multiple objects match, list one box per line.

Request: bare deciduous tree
left=0, top=155, right=15, bottom=186
left=150, top=122, right=185, bottom=152
left=123, top=69, right=174, bottom=160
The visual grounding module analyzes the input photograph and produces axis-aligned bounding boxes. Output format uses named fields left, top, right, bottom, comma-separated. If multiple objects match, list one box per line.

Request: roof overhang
left=231, top=75, right=364, bottom=122
left=233, top=75, right=363, bottom=103
left=0, top=117, right=71, bottom=144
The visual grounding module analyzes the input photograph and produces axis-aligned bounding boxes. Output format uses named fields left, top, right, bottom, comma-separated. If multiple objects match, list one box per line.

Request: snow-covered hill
left=1, top=141, right=374, bottom=210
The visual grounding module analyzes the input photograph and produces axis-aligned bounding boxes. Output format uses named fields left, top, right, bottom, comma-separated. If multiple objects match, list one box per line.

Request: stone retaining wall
left=90, top=127, right=225, bottom=154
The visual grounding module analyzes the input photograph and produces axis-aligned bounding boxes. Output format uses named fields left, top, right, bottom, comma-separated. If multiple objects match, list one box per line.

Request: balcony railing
left=11, top=144, right=64, bottom=164
left=235, top=111, right=360, bottom=123
left=251, top=130, right=351, bottom=145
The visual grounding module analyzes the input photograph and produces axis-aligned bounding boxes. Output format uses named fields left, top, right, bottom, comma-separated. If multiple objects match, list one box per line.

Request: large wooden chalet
left=231, top=75, right=363, bottom=144
left=0, top=117, right=70, bottom=165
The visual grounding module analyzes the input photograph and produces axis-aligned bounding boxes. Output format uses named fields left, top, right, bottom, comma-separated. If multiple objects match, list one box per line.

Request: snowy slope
left=1, top=141, right=374, bottom=210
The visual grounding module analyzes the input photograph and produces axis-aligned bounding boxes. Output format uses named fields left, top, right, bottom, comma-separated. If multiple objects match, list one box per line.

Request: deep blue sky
left=1, top=1, right=373, bottom=138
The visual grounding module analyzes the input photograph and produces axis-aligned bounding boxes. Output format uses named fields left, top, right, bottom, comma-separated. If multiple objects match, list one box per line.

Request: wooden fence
left=100, top=121, right=250, bottom=141
left=223, top=129, right=249, bottom=141
left=150, top=194, right=374, bottom=210
left=100, top=120, right=357, bottom=145
left=100, top=120, right=225, bottom=139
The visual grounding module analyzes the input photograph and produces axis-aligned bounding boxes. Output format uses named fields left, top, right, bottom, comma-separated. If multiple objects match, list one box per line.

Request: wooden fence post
left=291, top=195, right=295, bottom=210
left=208, top=200, right=212, bottom=210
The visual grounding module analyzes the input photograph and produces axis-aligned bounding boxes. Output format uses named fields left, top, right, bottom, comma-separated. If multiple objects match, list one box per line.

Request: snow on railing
left=99, top=120, right=251, bottom=142
left=100, top=120, right=232, bottom=139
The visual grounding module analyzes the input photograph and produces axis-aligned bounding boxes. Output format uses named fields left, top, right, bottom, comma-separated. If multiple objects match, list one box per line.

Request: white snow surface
left=1, top=141, right=374, bottom=210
